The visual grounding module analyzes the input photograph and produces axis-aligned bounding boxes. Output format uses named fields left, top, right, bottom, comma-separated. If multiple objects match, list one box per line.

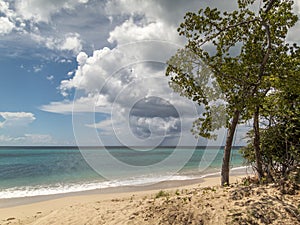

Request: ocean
left=0, top=147, right=246, bottom=199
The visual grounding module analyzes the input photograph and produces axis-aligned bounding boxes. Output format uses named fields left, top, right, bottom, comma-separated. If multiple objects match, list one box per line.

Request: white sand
left=0, top=176, right=246, bottom=225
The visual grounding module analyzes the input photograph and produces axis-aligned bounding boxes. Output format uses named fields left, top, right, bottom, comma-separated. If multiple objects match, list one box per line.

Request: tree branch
left=259, top=21, right=272, bottom=79
left=265, top=0, right=277, bottom=14
left=198, top=18, right=259, bottom=47
left=258, top=0, right=276, bottom=80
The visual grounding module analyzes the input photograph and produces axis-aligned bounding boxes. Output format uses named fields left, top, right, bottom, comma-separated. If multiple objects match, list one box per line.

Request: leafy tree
left=166, top=0, right=298, bottom=185
left=241, top=47, right=300, bottom=181
left=241, top=92, right=300, bottom=181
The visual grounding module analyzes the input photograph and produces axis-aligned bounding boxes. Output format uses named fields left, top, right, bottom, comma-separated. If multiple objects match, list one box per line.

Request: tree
left=166, top=0, right=298, bottom=185
left=241, top=47, right=300, bottom=181
left=241, top=92, right=300, bottom=181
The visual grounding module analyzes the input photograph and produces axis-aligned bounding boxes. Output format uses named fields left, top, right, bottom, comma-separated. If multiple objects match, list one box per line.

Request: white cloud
left=59, top=47, right=126, bottom=94
left=14, top=0, right=90, bottom=23
left=105, top=0, right=202, bottom=25
left=77, top=52, right=88, bottom=66
left=58, top=48, right=176, bottom=107
left=108, top=18, right=182, bottom=45
left=0, top=112, right=36, bottom=128
left=105, top=0, right=149, bottom=17
left=86, top=119, right=112, bottom=135
left=41, top=43, right=202, bottom=145
left=0, top=135, right=25, bottom=142
left=39, top=0, right=210, bottom=146
left=295, top=0, right=300, bottom=14
left=40, top=100, right=76, bottom=114
left=1, top=0, right=298, bottom=59
left=130, top=116, right=180, bottom=138
left=0, top=134, right=54, bottom=145
left=58, top=58, right=73, bottom=64
left=42, top=0, right=299, bottom=146
left=33, top=64, right=43, bottom=73
left=60, top=33, right=83, bottom=53
left=0, top=0, right=9, bottom=13
left=40, top=95, right=112, bottom=114
left=31, top=32, right=83, bottom=54
left=46, top=75, right=54, bottom=81
left=287, top=0, right=300, bottom=43
left=0, top=17, right=14, bottom=35
left=67, top=71, right=74, bottom=76
left=0, top=0, right=89, bottom=56
left=0, top=1, right=17, bottom=21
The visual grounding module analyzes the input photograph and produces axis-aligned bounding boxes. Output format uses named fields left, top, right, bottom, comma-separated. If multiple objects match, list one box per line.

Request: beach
left=1, top=147, right=299, bottom=224
left=0, top=175, right=239, bottom=225
left=1, top=174, right=299, bottom=225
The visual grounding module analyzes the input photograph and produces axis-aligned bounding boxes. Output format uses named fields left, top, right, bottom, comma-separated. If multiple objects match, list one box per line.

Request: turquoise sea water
left=0, top=147, right=245, bottom=199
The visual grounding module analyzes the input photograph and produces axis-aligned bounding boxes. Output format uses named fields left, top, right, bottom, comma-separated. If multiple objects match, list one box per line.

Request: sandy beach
left=1, top=174, right=299, bottom=225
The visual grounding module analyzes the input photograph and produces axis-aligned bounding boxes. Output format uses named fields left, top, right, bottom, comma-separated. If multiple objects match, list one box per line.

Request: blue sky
left=0, top=0, right=299, bottom=146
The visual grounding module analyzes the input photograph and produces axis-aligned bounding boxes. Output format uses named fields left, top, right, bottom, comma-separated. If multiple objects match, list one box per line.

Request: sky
left=0, top=0, right=299, bottom=146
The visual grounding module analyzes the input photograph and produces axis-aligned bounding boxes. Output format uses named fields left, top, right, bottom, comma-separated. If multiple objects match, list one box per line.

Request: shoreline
left=0, top=177, right=204, bottom=209
left=0, top=174, right=247, bottom=224
left=1, top=173, right=298, bottom=225
left=0, top=167, right=253, bottom=209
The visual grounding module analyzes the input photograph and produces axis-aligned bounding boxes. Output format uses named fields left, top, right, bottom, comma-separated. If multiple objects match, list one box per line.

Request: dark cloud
left=130, top=96, right=179, bottom=118
left=128, top=97, right=181, bottom=139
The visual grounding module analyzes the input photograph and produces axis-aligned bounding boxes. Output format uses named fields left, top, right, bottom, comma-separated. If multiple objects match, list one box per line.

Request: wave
left=231, top=165, right=250, bottom=171
left=0, top=174, right=195, bottom=199
left=200, top=166, right=252, bottom=177
left=0, top=166, right=251, bottom=199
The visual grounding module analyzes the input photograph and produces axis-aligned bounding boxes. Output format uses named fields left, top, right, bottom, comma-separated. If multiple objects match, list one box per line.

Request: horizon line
left=0, top=145, right=244, bottom=149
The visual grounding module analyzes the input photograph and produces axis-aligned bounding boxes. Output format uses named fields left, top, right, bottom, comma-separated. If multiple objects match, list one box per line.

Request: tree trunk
left=221, top=109, right=240, bottom=186
left=253, top=106, right=263, bottom=179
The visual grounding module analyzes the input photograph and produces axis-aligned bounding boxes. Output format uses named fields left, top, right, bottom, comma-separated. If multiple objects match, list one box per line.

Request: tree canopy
left=166, top=0, right=299, bottom=185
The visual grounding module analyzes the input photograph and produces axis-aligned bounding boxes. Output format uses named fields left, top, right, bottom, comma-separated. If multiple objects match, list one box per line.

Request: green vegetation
left=166, top=0, right=299, bottom=186
left=240, top=91, right=300, bottom=182
left=155, top=190, right=170, bottom=199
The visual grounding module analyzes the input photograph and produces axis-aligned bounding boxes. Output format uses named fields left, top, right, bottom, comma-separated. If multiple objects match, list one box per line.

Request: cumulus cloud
left=108, top=18, right=181, bottom=45
left=14, top=0, right=90, bottom=23
left=1, top=0, right=193, bottom=57
left=0, top=17, right=14, bottom=35
left=39, top=0, right=227, bottom=146
left=130, top=96, right=180, bottom=118
left=77, top=52, right=88, bottom=66
left=1, top=0, right=298, bottom=59
left=0, top=1, right=17, bottom=23
left=129, top=116, right=180, bottom=139
left=41, top=39, right=202, bottom=145
left=0, top=112, right=36, bottom=128
left=105, top=0, right=202, bottom=25
left=30, top=32, right=83, bottom=54
left=0, top=0, right=87, bottom=56
left=60, top=33, right=83, bottom=53
left=42, top=0, right=300, bottom=146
